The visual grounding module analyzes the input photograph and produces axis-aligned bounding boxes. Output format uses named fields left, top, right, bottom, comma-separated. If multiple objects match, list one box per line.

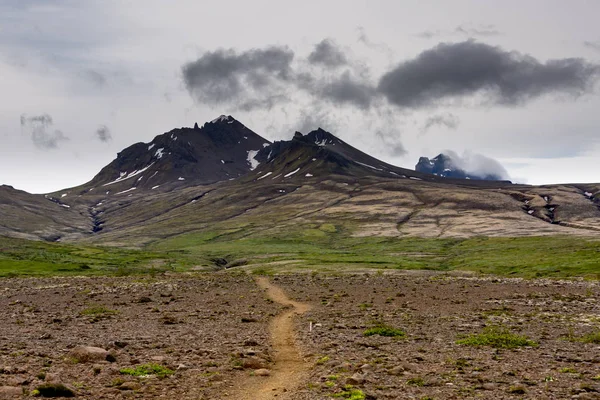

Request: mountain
left=64, top=115, right=270, bottom=195
left=2, top=116, right=600, bottom=245
left=416, top=153, right=505, bottom=181
left=250, top=128, right=441, bottom=183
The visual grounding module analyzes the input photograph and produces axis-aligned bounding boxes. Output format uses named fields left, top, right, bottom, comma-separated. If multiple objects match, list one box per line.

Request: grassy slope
left=0, top=236, right=176, bottom=277
left=1, top=228, right=599, bottom=278
left=148, top=225, right=600, bottom=279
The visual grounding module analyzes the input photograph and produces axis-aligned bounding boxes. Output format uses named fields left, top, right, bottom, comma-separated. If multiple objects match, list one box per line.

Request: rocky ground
left=277, top=273, right=600, bottom=399
left=0, top=272, right=599, bottom=399
left=0, top=273, right=278, bottom=399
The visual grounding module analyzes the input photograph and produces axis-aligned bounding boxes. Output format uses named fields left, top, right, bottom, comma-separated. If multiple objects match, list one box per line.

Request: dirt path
left=224, top=277, right=312, bottom=399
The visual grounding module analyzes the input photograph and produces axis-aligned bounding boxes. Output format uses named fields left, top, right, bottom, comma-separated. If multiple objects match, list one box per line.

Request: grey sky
left=1, top=0, right=600, bottom=192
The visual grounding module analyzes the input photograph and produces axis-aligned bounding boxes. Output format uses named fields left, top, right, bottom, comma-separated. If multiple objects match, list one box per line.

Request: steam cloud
left=20, top=114, right=69, bottom=149
left=445, top=150, right=510, bottom=180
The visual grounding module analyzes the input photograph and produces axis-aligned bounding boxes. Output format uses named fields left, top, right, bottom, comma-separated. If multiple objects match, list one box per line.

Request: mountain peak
left=210, top=115, right=234, bottom=124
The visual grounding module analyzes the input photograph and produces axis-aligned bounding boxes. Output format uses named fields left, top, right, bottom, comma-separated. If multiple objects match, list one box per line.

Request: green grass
left=331, top=387, right=365, bottom=399
left=575, top=331, right=600, bottom=344
left=148, top=231, right=600, bottom=279
left=3, top=231, right=600, bottom=279
left=457, top=326, right=537, bottom=349
left=119, top=364, right=174, bottom=377
left=80, top=306, right=118, bottom=316
left=0, top=236, right=176, bottom=277
left=363, top=325, right=405, bottom=338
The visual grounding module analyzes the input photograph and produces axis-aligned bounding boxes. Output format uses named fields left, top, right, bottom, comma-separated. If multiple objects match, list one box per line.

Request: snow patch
left=211, top=115, right=229, bottom=123
left=151, top=185, right=160, bottom=190
left=305, top=173, right=313, bottom=177
left=61, top=193, right=67, bottom=198
left=528, top=209, right=535, bottom=215
left=584, top=191, right=594, bottom=198
left=247, top=150, right=260, bottom=170
left=148, top=143, right=155, bottom=151
left=355, top=161, right=383, bottom=171
left=116, top=187, right=136, bottom=195
left=155, top=148, right=165, bottom=159
left=178, top=177, right=185, bottom=181
left=284, top=168, right=300, bottom=178
left=103, top=163, right=154, bottom=186
left=257, top=172, right=273, bottom=180
left=60, top=204, right=70, bottom=208
left=263, top=143, right=270, bottom=148
left=221, top=160, right=225, bottom=164
left=409, top=176, right=422, bottom=181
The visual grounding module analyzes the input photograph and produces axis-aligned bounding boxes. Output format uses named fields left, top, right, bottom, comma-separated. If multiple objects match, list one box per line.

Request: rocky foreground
left=0, top=272, right=599, bottom=399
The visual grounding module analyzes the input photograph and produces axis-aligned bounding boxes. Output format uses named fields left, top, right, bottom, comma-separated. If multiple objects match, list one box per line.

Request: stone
left=0, top=386, right=22, bottom=398
left=69, top=346, right=109, bottom=363
left=346, top=373, right=365, bottom=385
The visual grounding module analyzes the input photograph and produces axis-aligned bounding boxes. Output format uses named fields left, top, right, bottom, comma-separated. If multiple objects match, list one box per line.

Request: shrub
left=364, top=325, right=405, bottom=338
left=456, top=326, right=537, bottom=349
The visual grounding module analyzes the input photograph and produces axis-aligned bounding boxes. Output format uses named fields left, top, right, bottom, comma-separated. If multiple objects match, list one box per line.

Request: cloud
left=378, top=40, right=600, bottom=108
left=20, top=114, right=69, bottom=149
left=417, top=24, right=501, bottom=39
left=294, top=108, right=342, bottom=134
left=454, top=24, right=501, bottom=37
left=584, top=40, right=600, bottom=52
left=422, top=113, right=460, bottom=132
left=95, top=125, right=111, bottom=142
left=308, top=39, right=348, bottom=67
left=181, top=46, right=294, bottom=109
left=319, top=71, right=375, bottom=109
left=445, top=150, right=510, bottom=180
left=375, top=130, right=407, bottom=156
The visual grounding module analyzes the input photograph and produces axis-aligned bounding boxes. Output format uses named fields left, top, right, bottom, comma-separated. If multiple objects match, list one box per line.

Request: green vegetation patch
left=0, top=236, right=175, bottom=277
left=457, top=326, right=537, bottom=349
left=576, top=331, right=600, bottom=344
left=80, top=306, right=118, bottom=316
left=331, top=387, right=366, bottom=399
left=363, top=325, right=405, bottom=338
left=119, top=363, right=174, bottom=378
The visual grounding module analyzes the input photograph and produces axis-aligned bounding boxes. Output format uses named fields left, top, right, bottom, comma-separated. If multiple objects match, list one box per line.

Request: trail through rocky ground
left=225, top=276, right=312, bottom=400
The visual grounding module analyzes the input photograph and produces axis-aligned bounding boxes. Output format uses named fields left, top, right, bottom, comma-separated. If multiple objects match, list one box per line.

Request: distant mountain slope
left=0, top=185, right=90, bottom=241
left=65, top=115, right=270, bottom=195
left=2, top=116, right=600, bottom=244
left=416, top=153, right=506, bottom=181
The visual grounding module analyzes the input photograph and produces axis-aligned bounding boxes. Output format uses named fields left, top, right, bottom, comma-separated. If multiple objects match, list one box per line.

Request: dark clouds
left=378, top=41, right=600, bottom=108
left=20, top=114, right=69, bottom=149
left=95, top=125, right=111, bottom=142
left=308, top=39, right=347, bottom=67
left=181, top=46, right=294, bottom=109
left=422, top=113, right=459, bottom=132
left=182, top=40, right=600, bottom=115
left=319, top=71, right=374, bottom=109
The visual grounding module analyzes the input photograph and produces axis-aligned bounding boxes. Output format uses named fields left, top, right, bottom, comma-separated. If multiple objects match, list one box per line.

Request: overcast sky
left=1, top=0, right=600, bottom=193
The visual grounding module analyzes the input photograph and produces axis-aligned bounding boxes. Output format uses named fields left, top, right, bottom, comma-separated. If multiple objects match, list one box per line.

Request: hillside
left=1, top=117, right=600, bottom=246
